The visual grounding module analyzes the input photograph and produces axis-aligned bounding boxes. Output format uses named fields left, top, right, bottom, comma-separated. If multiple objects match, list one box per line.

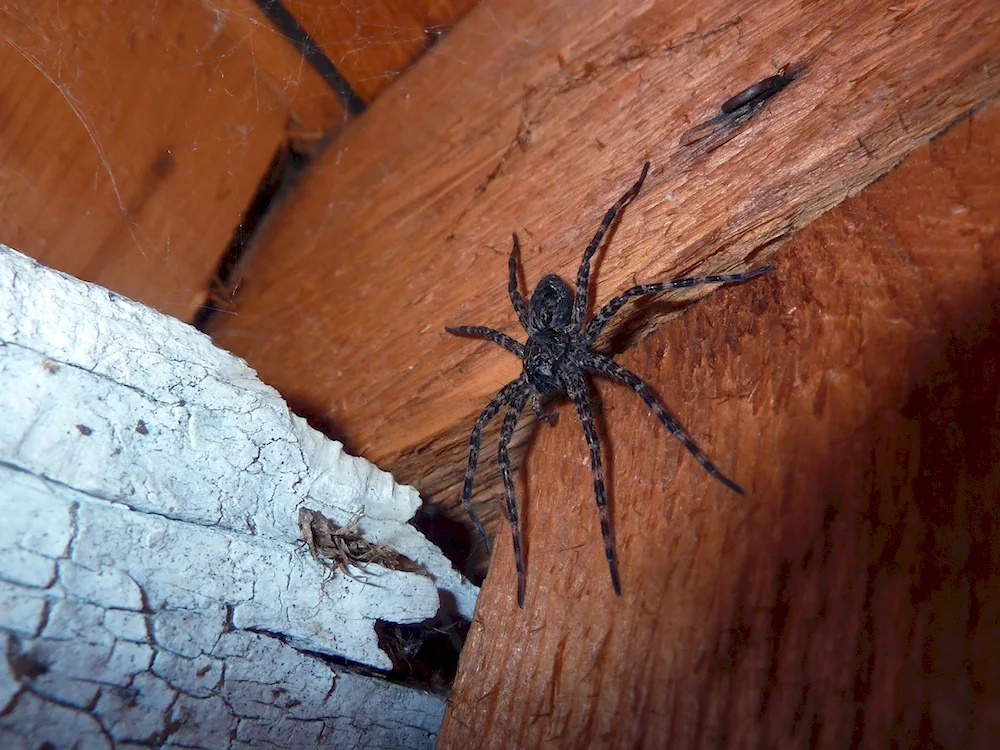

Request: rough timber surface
left=198, top=0, right=348, bottom=131
left=0, top=245, right=476, bottom=748
left=280, top=0, right=481, bottom=102
left=207, top=0, right=1000, bottom=545
left=437, top=102, right=1000, bottom=748
left=0, top=1, right=341, bottom=322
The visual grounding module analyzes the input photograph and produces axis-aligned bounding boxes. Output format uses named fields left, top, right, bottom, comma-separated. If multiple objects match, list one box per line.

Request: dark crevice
left=409, top=503, right=482, bottom=586
left=374, top=592, right=470, bottom=695
left=252, top=0, right=366, bottom=116
left=245, top=626, right=388, bottom=681
left=191, top=144, right=309, bottom=331
left=758, top=559, right=792, bottom=720
left=194, top=1, right=367, bottom=331
left=245, top=617, right=467, bottom=697
left=423, top=26, right=446, bottom=51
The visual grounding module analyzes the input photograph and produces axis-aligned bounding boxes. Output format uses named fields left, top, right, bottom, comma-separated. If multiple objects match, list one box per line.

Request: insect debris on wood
left=447, top=161, right=772, bottom=606
left=298, top=506, right=401, bottom=581
left=679, top=64, right=803, bottom=154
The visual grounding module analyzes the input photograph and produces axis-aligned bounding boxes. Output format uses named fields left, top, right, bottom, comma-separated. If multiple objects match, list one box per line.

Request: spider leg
left=582, top=352, right=744, bottom=495
left=497, top=387, right=531, bottom=607
left=509, top=233, right=531, bottom=331
left=570, top=162, right=651, bottom=330
left=531, top=393, right=558, bottom=424
left=585, top=265, right=773, bottom=342
left=446, top=325, right=525, bottom=358
left=563, top=371, right=621, bottom=597
left=460, top=377, right=528, bottom=550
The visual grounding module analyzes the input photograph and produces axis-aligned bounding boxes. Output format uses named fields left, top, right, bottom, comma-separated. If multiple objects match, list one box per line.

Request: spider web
left=0, top=0, right=499, bottom=320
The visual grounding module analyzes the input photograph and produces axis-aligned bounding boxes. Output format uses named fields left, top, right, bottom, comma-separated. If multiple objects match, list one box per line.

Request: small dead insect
left=298, top=507, right=400, bottom=581
left=204, top=269, right=243, bottom=313
left=447, top=162, right=772, bottom=606
left=679, top=65, right=803, bottom=153
left=719, top=70, right=799, bottom=114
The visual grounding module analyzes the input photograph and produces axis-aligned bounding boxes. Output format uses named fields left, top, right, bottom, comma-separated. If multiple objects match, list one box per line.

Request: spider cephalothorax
left=447, top=162, right=771, bottom=607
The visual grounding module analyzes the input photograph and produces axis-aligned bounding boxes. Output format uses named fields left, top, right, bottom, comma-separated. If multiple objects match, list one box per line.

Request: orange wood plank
left=207, top=0, right=1000, bottom=542
left=281, top=0, right=480, bottom=102
left=439, top=99, right=1000, bottom=749
left=0, top=0, right=340, bottom=320
left=200, top=0, right=348, bottom=131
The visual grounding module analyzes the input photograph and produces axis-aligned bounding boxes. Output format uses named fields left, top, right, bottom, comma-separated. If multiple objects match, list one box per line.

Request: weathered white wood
left=0, top=244, right=475, bottom=748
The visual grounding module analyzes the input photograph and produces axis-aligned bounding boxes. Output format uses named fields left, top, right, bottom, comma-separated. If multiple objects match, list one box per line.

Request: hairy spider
left=447, top=162, right=772, bottom=607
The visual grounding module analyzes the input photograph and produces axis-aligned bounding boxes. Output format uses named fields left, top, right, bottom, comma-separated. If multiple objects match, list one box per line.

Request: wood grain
left=199, top=0, right=347, bottom=132
left=0, top=0, right=338, bottom=320
left=207, top=0, right=1000, bottom=546
left=281, top=0, right=480, bottom=102
left=438, top=100, right=1000, bottom=748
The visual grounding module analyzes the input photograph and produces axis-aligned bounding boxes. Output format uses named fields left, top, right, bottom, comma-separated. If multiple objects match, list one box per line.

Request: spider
left=447, top=161, right=772, bottom=607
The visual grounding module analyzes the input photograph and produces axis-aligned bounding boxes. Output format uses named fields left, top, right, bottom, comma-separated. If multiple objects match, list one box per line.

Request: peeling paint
left=1, top=245, right=466, bottom=747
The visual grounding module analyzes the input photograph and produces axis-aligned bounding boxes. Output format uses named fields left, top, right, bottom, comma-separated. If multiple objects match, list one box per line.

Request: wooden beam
left=199, top=0, right=348, bottom=132
left=438, top=99, right=1000, bottom=747
left=0, top=0, right=337, bottom=320
left=207, top=0, right=1000, bottom=545
left=280, top=0, right=481, bottom=102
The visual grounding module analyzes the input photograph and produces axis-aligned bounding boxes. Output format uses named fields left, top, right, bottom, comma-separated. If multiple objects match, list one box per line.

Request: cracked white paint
left=0, top=245, right=475, bottom=748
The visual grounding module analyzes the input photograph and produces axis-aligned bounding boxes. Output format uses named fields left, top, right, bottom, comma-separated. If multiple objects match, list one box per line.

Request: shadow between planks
left=437, top=101, right=1000, bottom=748
left=276, top=0, right=481, bottom=103
left=206, top=0, right=1000, bottom=553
